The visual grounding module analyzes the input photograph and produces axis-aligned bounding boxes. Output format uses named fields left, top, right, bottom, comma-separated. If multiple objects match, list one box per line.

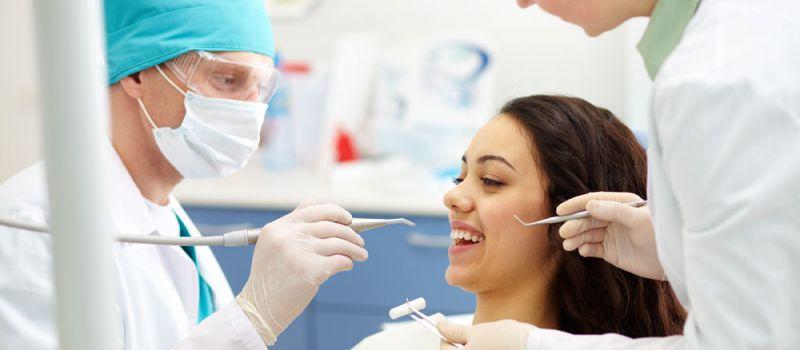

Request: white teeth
left=449, top=230, right=484, bottom=244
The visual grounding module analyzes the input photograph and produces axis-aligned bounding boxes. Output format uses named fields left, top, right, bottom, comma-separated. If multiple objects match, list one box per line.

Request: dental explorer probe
left=514, top=200, right=647, bottom=226
left=0, top=216, right=415, bottom=247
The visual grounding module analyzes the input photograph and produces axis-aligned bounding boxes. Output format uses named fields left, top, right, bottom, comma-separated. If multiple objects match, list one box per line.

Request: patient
left=354, top=95, right=686, bottom=349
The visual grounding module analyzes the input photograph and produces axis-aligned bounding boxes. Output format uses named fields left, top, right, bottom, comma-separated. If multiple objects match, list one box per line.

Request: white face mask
left=137, top=66, right=268, bottom=179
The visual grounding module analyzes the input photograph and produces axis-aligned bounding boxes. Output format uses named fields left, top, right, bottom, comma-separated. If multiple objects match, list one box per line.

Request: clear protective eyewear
left=165, top=50, right=279, bottom=104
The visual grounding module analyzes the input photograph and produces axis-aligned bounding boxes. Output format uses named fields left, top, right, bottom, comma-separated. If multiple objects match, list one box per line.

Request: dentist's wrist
left=236, top=292, right=279, bottom=346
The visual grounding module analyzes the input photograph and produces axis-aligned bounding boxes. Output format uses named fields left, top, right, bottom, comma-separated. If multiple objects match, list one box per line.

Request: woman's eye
left=452, top=177, right=464, bottom=185
left=481, top=178, right=504, bottom=187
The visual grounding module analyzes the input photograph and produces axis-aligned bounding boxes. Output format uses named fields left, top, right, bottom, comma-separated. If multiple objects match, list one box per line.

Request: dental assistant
left=0, top=0, right=368, bottom=349
left=438, top=0, right=800, bottom=349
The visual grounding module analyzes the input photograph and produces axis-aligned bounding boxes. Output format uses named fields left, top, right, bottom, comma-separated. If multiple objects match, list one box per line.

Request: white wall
left=0, top=0, right=40, bottom=182
left=0, top=0, right=652, bottom=182
left=272, top=0, right=636, bottom=118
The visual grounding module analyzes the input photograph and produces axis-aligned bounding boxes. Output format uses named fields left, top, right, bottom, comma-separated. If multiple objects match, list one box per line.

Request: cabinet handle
left=406, top=232, right=452, bottom=249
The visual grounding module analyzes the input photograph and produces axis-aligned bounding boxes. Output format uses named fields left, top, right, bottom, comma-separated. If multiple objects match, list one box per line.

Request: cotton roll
left=389, top=297, right=427, bottom=320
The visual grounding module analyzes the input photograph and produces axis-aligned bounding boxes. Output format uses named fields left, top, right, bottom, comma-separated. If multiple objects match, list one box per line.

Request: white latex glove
left=437, top=319, right=535, bottom=350
left=556, top=192, right=665, bottom=280
left=236, top=199, right=368, bottom=345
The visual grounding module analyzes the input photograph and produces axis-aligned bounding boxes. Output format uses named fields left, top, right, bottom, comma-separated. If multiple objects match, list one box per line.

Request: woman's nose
left=443, top=183, right=475, bottom=213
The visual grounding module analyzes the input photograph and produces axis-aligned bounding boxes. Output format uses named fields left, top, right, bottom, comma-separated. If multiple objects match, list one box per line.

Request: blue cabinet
left=185, top=206, right=474, bottom=350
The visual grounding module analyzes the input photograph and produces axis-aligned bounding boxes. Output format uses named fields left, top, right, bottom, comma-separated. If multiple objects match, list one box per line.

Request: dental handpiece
left=0, top=216, right=416, bottom=247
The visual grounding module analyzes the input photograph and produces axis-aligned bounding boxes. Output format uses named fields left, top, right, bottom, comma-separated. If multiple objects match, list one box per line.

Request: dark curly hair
left=499, top=95, right=686, bottom=337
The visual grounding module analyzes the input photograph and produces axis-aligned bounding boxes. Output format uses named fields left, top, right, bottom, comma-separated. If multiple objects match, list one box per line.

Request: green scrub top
left=637, top=0, right=701, bottom=79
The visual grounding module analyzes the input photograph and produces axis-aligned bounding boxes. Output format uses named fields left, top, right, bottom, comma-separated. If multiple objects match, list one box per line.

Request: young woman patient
left=353, top=95, right=686, bottom=349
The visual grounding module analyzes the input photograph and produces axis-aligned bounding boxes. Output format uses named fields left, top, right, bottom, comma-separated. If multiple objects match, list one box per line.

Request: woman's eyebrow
left=461, top=154, right=517, bottom=172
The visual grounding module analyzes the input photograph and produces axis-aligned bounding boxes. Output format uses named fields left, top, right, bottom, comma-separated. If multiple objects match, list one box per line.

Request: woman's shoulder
left=351, top=313, right=447, bottom=350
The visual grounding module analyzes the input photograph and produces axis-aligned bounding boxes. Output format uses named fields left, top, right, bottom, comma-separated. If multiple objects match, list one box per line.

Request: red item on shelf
left=335, top=128, right=359, bottom=163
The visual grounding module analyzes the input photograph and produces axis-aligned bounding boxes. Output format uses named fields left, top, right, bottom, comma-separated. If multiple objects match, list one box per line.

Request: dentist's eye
left=452, top=177, right=464, bottom=185
left=481, top=178, right=504, bottom=187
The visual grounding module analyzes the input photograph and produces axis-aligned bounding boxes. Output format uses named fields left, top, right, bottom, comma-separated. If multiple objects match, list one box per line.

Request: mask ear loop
left=136, top=98, right=159, bottom=129
left=137, top=64, right=191, bottom=130
left=155, top=64, right=188, bottom=97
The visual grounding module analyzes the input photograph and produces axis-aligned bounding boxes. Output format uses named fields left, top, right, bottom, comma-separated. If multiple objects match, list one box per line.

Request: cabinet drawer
left=312, top=308, right=389, bottom=350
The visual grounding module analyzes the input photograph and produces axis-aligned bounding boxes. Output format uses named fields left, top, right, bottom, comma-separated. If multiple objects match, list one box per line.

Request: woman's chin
left=445, top=265, right=479, bottom=290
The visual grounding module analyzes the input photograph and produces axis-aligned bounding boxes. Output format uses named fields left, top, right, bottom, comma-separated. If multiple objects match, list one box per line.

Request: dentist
left=0, top=0, right=367, bottom=348
left=438, top=0, right=800, bottom=349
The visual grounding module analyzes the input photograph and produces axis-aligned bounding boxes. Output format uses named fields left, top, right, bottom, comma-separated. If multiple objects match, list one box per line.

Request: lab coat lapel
left=171, top=202, right=236, bottom=308
left=103, top=143, right=203, bottom=323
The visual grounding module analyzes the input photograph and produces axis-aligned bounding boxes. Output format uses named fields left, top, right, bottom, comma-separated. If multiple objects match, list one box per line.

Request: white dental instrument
left=0, top=216, right=415, bottom=247
left=389, top=297, right=427, bottom=320
left=514, top=200, right=647, bottom=226
left=389, top=298, right=464, bottom=349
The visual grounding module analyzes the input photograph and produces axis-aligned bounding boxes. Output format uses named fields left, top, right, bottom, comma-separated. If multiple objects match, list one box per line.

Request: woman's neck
left=472, top=278, right=559, bottom=329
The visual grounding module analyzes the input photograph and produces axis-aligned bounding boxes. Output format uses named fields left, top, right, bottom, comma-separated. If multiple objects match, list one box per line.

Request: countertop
left=174, top=160, right=451, bottom=217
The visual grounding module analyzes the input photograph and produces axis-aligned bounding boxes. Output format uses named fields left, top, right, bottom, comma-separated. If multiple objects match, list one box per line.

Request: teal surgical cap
left=105, top=0, right=275, bottom=85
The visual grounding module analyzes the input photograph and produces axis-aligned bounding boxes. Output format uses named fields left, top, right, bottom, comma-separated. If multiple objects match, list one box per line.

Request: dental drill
left=0, top=216, right=415, bottom=247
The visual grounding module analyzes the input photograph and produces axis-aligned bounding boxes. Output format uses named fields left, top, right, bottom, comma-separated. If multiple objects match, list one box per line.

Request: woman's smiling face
left=443, top=115, right=556, bottom=293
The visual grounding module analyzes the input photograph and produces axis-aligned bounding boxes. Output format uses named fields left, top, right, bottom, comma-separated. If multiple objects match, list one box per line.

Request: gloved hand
left=556, top=192, right=665, bottom=280
left=236, top=199, right=368, bottom=345
left=437, top=319, right=535, bottom=350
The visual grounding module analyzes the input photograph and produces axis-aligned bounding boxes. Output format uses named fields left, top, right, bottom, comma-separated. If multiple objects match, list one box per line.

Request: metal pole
left=32, top=0, right=117, bottom=349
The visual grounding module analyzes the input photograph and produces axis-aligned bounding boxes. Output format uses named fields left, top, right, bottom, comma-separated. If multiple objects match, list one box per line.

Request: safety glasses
left=165, top=51, right=279, bottom=104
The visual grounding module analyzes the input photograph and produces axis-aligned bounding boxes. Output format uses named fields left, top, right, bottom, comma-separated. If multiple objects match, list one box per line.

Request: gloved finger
left=585, top=200, right=645, bottom=228
left=315, top=237, right=369, bottom=262
left=562, top=229, right=605, bottom=251
left=294, top=203, right=353, bottom=225
left=556, top=192, right=642, bottom=216
left=439, top=340, right=460, bottom=350
left=577, top=243, right=605, bottom=258
left=558, top=216, right=609, bottom=239
left=322, top=254, right=355, bottom=275
left=437, top=319, right=469, bottom=344
left=295, top=198, right=317, bottom=210
left=305, top=255, right=355, bottom=286
left=304, top=221, right=364, bottom=247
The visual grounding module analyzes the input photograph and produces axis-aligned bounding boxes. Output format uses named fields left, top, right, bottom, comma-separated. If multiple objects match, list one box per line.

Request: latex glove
left=437, top=319, right=535, bottom=350
left=236, top=199, right=368, bottom=345
left=556, top=192, right=665, bottom=280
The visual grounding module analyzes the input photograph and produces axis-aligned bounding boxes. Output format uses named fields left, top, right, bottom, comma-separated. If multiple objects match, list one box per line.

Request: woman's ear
left=118, top=72, right=144, bottom=99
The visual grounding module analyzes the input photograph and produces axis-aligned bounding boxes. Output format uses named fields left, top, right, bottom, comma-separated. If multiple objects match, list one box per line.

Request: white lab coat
left=527, top=0, right=800, bottom=349
left=0, top=145, right=266, bottom=349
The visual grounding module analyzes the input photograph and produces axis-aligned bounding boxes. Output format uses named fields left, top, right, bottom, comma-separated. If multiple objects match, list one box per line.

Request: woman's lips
left=448, top=235, right=484, bottom=256
left=448, top=220, right=485, bottom=257
left=449, top=220, right=484, bottom=237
